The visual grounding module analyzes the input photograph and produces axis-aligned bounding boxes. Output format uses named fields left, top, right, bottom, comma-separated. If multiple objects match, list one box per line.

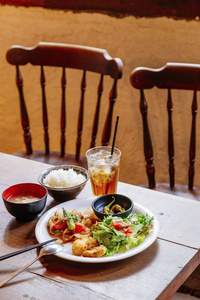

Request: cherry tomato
left=123, top=225, right=133, bottom=235
left=110, top=220, right=127, bottom=230
left=52, top=219, right=67, bottom=231
left=72, top=222, right=86, bottom=233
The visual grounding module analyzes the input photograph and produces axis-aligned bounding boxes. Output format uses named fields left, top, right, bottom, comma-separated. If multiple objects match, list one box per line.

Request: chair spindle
left=16, top=66, right=32, bottom=155
left=189, top=90, right=197, bottom=190
left=90, top=74, right=104, bottom=148
left=61, top=67, right=66, bottom=157
left=167, top=89, right=174, bottom=188
left=40, top=66, right=49, bottom=155
left=102, top=79, right=118, bottom=146
left=140, top=90, right=155, bottom=188
left=76, top=70, right=86, bottom=160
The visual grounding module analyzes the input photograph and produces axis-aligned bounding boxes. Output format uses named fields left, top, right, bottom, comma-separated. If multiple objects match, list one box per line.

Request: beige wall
left=1, top=5, right=200, bottom=187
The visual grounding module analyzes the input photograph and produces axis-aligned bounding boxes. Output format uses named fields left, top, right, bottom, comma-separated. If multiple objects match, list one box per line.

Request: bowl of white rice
left=38, top=165, right=89, bottom=202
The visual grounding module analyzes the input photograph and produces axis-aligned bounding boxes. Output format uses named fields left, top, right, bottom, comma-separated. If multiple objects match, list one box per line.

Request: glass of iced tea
left=86, top=146, right=121, bottom=196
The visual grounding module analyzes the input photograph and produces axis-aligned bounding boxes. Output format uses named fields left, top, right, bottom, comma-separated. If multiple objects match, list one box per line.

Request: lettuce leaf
left=91, top=214, right=154, bottom=256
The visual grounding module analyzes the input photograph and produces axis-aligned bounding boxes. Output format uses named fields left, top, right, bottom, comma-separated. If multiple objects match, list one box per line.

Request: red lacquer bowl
left=2, top=183, right=47, bottom=222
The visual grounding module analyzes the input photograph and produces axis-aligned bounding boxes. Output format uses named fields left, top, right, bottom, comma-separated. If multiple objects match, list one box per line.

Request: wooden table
left=0, top=152, right=199, bottom=300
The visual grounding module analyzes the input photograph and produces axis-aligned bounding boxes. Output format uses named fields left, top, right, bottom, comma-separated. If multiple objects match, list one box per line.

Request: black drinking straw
left=111, top=116, right=119, bottom=155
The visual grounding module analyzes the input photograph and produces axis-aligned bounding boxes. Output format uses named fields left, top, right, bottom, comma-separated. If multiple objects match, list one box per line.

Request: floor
left=172, top=293, right=199, bottom=300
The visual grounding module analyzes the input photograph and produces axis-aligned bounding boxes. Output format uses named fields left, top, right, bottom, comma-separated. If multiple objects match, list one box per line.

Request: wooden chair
left=130, top=62, right=200, bottom=200
left=6, top=42, right=123, bottom=168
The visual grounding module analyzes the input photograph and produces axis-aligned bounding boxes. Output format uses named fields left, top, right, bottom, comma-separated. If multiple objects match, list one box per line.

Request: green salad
left=91, top=214, right=154, bottom=256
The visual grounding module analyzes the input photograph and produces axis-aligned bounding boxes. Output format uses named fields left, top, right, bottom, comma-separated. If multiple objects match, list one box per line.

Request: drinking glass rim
left=86, top=146, right=121, bottom=159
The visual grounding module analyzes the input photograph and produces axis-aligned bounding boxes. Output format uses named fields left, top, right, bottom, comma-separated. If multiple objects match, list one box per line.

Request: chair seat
left=14, top=150, right=88, bottom=169
left=141, top=183, right=200, bottom=201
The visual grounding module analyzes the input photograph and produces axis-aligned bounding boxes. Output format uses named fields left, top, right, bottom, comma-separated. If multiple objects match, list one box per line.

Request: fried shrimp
left=72, top=236, right=99, bottom=256
left=82, top=245, right=107, bottom=258
left=72, top=238, right=87, bottom=256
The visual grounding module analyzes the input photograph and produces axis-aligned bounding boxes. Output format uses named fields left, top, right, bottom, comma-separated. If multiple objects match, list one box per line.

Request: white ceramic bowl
left=38, top=165, right=89, bottom=202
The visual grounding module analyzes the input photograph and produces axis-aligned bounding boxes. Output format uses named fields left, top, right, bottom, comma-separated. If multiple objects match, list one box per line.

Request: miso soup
left=8, top=194, right=40, bottom=203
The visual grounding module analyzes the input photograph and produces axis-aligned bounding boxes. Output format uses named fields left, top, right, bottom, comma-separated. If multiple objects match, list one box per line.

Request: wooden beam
left=0, top=0, right=200, bottom=20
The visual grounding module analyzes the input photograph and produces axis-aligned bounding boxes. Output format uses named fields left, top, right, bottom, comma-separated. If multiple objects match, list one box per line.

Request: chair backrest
left=130, top=62, right=200, bottom=190
left=6, top=42, right=123, bottom=160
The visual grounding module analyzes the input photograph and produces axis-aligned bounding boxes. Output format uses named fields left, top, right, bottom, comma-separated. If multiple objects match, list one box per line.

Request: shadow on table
left=2, top=197, right=60, bottom=249
left=34, top=240, right=159, bottom=283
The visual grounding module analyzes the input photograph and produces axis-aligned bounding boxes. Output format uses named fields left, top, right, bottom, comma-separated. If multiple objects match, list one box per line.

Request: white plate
left=35, top=198, right=159, bottom=263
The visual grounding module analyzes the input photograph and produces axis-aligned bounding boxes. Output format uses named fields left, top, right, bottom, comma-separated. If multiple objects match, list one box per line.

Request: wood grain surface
left=0, top=153, right=199, bottom=300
